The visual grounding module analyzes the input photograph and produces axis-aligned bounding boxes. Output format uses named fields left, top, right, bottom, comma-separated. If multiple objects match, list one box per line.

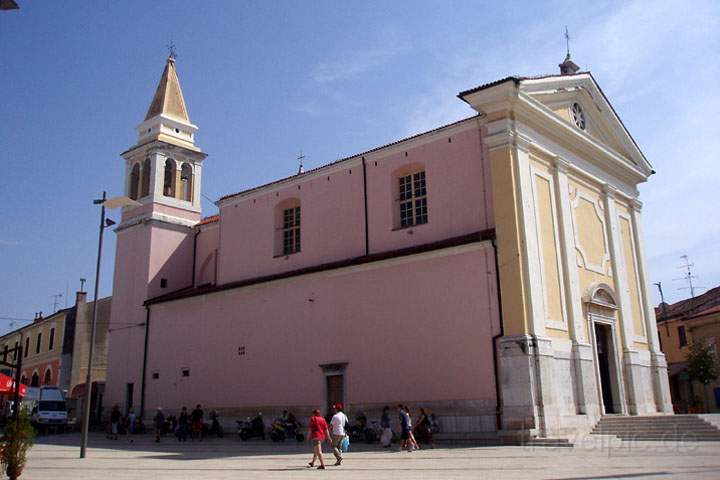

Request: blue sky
left=1, top=0, right=718, bottom=333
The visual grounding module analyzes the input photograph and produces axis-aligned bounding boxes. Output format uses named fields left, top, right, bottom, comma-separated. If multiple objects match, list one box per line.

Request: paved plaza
left=21, top=433, right=720, bottom=479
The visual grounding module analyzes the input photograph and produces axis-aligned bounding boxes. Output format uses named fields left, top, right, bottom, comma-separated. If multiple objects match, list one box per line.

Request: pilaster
left=630, top=200, right=673, bottom=413
left=603, top=185, right=640, bottom=414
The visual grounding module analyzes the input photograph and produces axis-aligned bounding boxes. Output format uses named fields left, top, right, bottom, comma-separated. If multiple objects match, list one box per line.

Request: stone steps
left=591, top=415, right=720, bottom=442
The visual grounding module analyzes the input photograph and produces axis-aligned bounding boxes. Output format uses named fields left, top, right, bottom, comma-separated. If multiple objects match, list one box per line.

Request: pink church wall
left=194, top=223, right=219, bottom=286
left=365, top=123, right=493, bottom=253
left=145, top=244, right=500, bottom=415
left=213, top=119, right=492, bottom=286
left=216, top=164, right=366, bottom=284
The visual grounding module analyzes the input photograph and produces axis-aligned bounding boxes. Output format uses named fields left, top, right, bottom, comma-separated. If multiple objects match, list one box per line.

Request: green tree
left=686, top=340, right=720, bottom=412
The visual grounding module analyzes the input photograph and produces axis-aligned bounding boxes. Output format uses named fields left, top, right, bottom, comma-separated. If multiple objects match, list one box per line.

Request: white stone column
left=630, top=200, right=673, bottom=413
left=553, top=157, right=595, bottom=415
left=603, top=185, right=637, bottom=414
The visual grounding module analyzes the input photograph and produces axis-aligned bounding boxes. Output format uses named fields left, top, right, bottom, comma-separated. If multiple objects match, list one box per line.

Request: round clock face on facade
left=571, top=102, right=586, bottom=130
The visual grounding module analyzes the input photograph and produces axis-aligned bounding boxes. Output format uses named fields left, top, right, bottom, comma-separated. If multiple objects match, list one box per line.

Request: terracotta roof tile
left=655, top=285, right=720, bottom=322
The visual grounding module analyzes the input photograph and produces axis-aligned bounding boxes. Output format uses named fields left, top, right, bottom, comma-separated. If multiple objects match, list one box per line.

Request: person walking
left=404, top=406, right=420, bottom=450
left=329, top=403, right=349, bottom=466
left=190, top=404, right=204, bottom=440
left=397, top=404, right=410, bottom=451
left=177, top=406, right=189, bottom=441
left=154, top=407, right=165, bottom=443
left=108, top=405, right=121, bottom=440
left=307, top=409, right=331, bottom=470
left=380, top=405, right=392, bottom=448
left=415, top=408, right=435, bottom=448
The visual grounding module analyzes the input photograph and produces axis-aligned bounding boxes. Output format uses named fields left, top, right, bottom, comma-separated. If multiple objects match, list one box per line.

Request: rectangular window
left=399, top=171, right=428, bottom=228
left=36, top=333, right=42, bottom=354
left=49, top=328, right=55, bottom=351
left=13, top=342, right=18, bottom=360
left=24, top=337, right=29, bottom=358
left=678, top=325, right=688, bottom=347
left=282, top=206, right=301, bottom=255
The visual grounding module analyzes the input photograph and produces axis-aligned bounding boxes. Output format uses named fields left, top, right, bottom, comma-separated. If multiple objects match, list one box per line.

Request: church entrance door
left=594, top=323, right=617, bottom=413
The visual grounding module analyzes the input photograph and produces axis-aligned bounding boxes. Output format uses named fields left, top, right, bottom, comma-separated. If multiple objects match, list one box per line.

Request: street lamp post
left=80, top=192, right=139, bottom=459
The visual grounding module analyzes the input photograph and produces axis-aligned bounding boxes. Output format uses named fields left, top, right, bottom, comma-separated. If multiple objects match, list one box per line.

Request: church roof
left=145, top=56, right=190, bottom=123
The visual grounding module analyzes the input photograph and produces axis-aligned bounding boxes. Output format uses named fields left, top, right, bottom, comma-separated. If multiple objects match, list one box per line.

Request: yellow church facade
left=461, top=70, right=673, bottom=435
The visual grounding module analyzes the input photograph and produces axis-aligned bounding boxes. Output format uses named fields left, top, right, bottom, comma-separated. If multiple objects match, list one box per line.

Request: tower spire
left=145, top=54, right=190, bottom=122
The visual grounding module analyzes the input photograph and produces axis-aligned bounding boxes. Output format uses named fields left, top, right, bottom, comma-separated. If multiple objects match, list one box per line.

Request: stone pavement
left=21, top=432, right=720, bottom=479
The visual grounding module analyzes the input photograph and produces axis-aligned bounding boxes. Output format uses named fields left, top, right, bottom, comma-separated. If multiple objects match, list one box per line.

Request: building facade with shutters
left=0, top=292, right=111, bottom=422
left=105, top=54, right=672, bottom=438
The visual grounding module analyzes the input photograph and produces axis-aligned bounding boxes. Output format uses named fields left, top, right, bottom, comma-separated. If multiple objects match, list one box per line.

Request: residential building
left=656, top=286, right=720, bottom=412
left=0, top=291, right=112, bottom=423
left=105, top=53, right=671, bottom=439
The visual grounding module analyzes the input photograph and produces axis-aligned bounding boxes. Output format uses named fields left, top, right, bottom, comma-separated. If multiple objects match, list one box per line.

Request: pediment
left=518, top=74, right=652, bottom=175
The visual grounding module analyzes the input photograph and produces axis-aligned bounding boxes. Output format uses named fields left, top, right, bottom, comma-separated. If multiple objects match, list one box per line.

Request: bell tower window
left=163, top=159, right=176, bottom=197
left=180, top=163, right=193, bottom=202
left=129, top=163, right=140, bottom=200
left=141, top=159, right=151, bottom=198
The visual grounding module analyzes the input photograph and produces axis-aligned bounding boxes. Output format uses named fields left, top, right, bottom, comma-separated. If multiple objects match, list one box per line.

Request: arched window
left=180, top=163, right=193, bottom=201
left=141, top=159, right=151, bottom=198
left=43, top=368, right=52, bottom=386
left=31, top=372, right=39, bottom=387
left=129, top=163, right=140, bottom=200
left=20, top=375, right=27, bottom=386
left=163, top=159, right=176, bottom=197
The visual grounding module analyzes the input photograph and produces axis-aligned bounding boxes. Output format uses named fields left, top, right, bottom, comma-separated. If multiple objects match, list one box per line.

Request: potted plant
left=0, top=411, right=35, bottom=480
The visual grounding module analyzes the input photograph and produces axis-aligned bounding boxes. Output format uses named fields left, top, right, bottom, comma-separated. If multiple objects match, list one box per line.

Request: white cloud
left=310, top=30, right=411, bottom=84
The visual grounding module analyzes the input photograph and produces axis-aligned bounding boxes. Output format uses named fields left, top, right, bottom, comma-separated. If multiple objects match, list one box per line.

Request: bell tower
left=106, top=55, right=207, bottom=418
left=120, top=54, right=206, bottom=228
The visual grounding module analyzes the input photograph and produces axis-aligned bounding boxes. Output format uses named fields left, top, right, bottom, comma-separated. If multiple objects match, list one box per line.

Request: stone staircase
left=591, top=415, right=720, bottom=442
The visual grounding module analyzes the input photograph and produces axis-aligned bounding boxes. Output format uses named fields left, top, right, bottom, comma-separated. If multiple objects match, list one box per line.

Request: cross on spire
left=564, top=26, right=571, bottom=58
left=167, top=42, right=177, bottom=61
left=297, top=152, right=305, bottom=174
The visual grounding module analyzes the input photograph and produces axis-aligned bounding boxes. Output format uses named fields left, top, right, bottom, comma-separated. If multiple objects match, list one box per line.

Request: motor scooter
left=238, top=413, right=265, bottom=441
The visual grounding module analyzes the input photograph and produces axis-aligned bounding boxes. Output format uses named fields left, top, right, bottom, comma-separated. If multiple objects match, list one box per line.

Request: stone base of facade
left=496, top=334, right=673, bottom=439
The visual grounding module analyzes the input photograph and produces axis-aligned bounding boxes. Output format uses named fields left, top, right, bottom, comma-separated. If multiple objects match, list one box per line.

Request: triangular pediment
left=518, top=74, right=651, bottom=174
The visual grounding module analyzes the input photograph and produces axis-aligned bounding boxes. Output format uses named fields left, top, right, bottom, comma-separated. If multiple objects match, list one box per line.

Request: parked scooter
left=238, top=413, right=265, bottom=441
left=270, top=416, right=304, bottom=442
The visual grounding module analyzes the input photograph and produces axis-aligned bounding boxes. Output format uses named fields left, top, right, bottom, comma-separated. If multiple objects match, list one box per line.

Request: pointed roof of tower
left=145, top=56, right=190, bottom=122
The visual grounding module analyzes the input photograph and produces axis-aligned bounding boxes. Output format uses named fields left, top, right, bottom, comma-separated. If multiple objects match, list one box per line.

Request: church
left=105, top=52, right=673, bottom=439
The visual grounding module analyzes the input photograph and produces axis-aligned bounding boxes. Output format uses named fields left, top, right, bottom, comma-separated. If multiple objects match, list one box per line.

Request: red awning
left=0, top=373, right=26, bottom=397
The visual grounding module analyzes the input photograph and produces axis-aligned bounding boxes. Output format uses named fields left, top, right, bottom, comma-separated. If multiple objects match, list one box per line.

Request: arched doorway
left=584, top=283, right=626, bottom=415
left=31, top=371, right=39, bottom=387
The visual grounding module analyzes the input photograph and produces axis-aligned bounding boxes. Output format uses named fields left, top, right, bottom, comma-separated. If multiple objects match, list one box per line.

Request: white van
left=23, top=387, right=68, bottom=429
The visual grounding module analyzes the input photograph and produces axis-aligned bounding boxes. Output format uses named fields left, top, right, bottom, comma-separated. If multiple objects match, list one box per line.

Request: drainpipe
left=139, top=305, right=151, bottom=421
left=490, top=238, right=504, bottom=431
left=361, top=157, right=369, bottom=256
left=191, top=228, right=201, bottom=287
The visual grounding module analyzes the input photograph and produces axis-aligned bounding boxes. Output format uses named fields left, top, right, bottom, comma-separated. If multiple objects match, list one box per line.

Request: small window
left=49, top=328, right=55, bottom=350
left=182, top=369, right=190, bottom=377
left=282, top=206, right=301, bottom=255
left=678, top=325, right=688, bottom=348
left=398, top=171, right=428, bottom=228
left=160, top=278, right=168, bottom=288
left=13, top=342, right=18, bottom=360
left=152, top=371, right=159, bottom=380
left=36, top=333, right=42, bottom=354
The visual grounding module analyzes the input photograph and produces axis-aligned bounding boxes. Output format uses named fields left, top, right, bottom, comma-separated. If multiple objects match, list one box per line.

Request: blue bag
left=341, top=435, right=350, bottom=452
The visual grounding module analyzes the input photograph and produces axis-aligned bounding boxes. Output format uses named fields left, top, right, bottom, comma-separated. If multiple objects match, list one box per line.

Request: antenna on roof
left=297, top=152, right=305, bottom=175
left=51, top=293, right=63, bottom=313
left=673, top=254, right=705, bottom=298
left=559, top=26, right=580, bottom=75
